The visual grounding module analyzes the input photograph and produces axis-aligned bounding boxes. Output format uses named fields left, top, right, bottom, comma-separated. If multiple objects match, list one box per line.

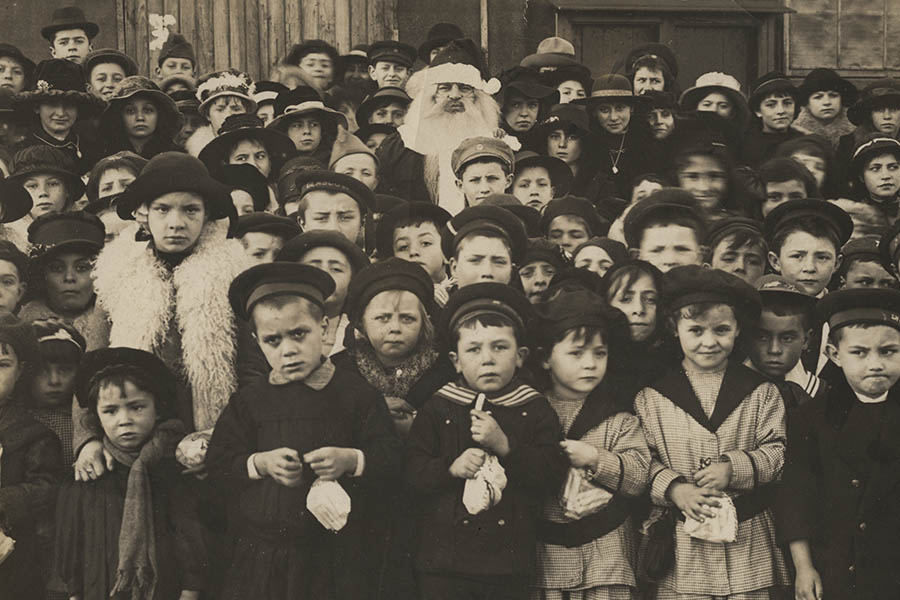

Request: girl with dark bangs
left=670, top=139, right=753, bottom=222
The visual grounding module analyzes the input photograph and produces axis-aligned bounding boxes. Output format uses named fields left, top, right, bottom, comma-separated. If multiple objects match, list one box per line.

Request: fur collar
left=92, top=220, right=252, bottom=430
left=791, top=106, right=855, bottom=147
left=184, top=123, right=216, bottom=158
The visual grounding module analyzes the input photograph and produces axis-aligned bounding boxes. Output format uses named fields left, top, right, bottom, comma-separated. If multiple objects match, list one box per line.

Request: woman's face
left=207, top=96, right=248, bottom=133
left=756, top=94, right=796, bottom=133
left=697, top=92, right=733, bottom=119
left=228, top=139, right=271, bottom=177
left=594, top=102, right=631, bottom=135
left=361, top=290, right=424, bottom=365
left=37, top=101, right=78, bottom=137
left=648, top=108, right=674, bottom=140
left=677, top=154, right=728, bottom=212
left=97, top=167, right=137, bottom=200
left=547, top=129, right=583, bottom=165
left=791, top=152, right=826, bottom=190
left=557, top=80, right=585, bottom=104
left=633, top=67, right=664, bottom=95
left=807, top=90, right=841, bottom=121
left=44, top=252, right=95, bottom=315
left=608, top=272, right=658, bottom=342
left=862, top=152, right=900, bottom=200
left=287, top=116, right=323, bottom=152
left=123, top=98, right=159, bottom=140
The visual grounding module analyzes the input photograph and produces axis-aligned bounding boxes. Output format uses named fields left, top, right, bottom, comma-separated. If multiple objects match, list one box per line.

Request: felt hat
left=533, top=286, right=630, bottom=346
left=815, top=287, right=900, bottom=334
left=285, top=39, right=340, bottom=67
left=497, top=66, right=559, bottom=104
left=375, top=201, right=451, bottom=258
left=478, top=194, right=543, bottom=238
left=848, top=135, right=900, bottom=183
left=85, top=151, right=148, bottom=204
left=426, top=38, right=500, bottom=96
left=159, top=75, right=196, bottom=94
left=520, top=37, right=578, bottom=70
left=451, top=136, right=515, bottom=176
left=514, top=151, right=573, bottom=195
left=101, top=76, right=182, bottom=139
left=31, top=318, right=86, bottom=356
left=643, top=89, right=679, bottom=111
left=267, top=85, right=347, bottom=133
left=573, top=236, right=629, bottom=266
left=763, top=198, right=853, bottom=247
left=622, top=43, right=678, bottom=79
left=75, top=347, right=177, bottom=414
left=252, top=80, right=288, bottom=107
left=368, top=40, right=417, bottom=68
left=234, top=212, right=301, bottom=240
left=82, top=48, right=138, bottom=79
left=345, top=257, right=435, bottom=325
left=441, top=204, right=528, bottom=264
left=540, top=63, right=593, bottom=96
left=354, top=122, right=396, bottom=146
left=41, top=6, right=99, bottom=41
left=419, top=22, right=465, bottom=63
left=664, top=264, right=761, bottom=319
left=15, top=59, right=106, bottom=118
left=214, top=163, right=271, bottom=212
left=276, top=229, right=370, bottom=273
left=522, top=237, right=569, bottom=269
left=27, top=211, right=105, bottom=261
left=748, top=71, right=799, bottom=114
left=0, top=44, right=35, bottom=82
left=550, top=265, right=605, bottom=295
left=622, top=188, right=705, bottom=249
left=276, top=156, right=325, bottom=206
left=9, top=145, right=85, bottom=200
left=600, top=258, right=665, bottom=296
left=572, top=74, right=649, bottom=108
left=116, top=152, right=235, bottom=221
left=198, top=112, right=295, bottom=176
left=797, top=68, right=858, bottom=107
left=755, top=273, right=814, bottom=307
left=0, top=313, right=39, bottom=366
left=541, top=195, right=609, bottom=238
left=879, top=218, right=900, bottom=272
left=158, top=33, right=195, bottom=67
left=355, top=86, right=410, bottom=127
left=195, top=69, right=257, bottom=113
left=228, top=260, right=335, bottom=321
left=328, top=127, right=378, bottom=170
left=441, top=281, right=533, bottom=339
left=168, top=88, right=200, bottom=113
left=704, top=217, right=764, bottom=250
left=670, top=110, right=744, bottom=162
left=373, top=194, right=409, bottom=218
left=537, top=103, right=592, bottom=137
left=0, top=178, right=33, bottom=223
left=292, top=169, right=375, bottom=215
left=847, top=78, right=900, bottom=126
left=679, top=71, right=750, bottom=125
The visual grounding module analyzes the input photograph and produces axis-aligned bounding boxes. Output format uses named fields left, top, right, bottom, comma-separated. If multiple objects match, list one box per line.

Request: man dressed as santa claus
left=376, top=38, right=518, bottom=215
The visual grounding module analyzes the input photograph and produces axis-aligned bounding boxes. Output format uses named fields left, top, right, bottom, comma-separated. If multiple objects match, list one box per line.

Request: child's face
left=369, top=60, right=409, bottom=89
left=547, top=130, right=582, bottom=165
left=299, top=246, right=352, bottom=313
left=228, top=139, right=272, bottom=178
left=748, top=310, right=808, bottom=379
left=24, top=173, right=69, bottom=219
left=762, top=179, right=806, bottom=217
left=361, top=290, right=423, bottom=364
left=594, top=102, right=631, bottom=135
left=608, top=272, right=657, bottom=342
left=756, top=93, right=796, bottom=133
left=287, top=116, right=323, bottom=152
left=547, top=215, right=589, bottom=254
left=97, top=167, right=137, bottom=200
left=633, top=67, right=664, bottom=95
left=647, top=108, right=674, bottom=140
left=0, top=343, right=20, bottom=404
left=122, top=98, right=159, bottom=140
left=147, top=191, right=207, bottom=253
left=31, top=361, right=78, bottom=409
left=574, top=245, right=614, bottom=276
left=50, top=29, right=91, bottom=63
left=207, top=96, right=248, bottom=134
left=791, top=152, right=826, bottom=189
left=253, top=297, right=327, bottom=382
left=0, top=259, right=25, bottom=313
left=842, top=259, right=897, bottom=289
left=0, top=56, right=25, bottom=93
left=827, top=325, right=900, bottom=399
left=364, top=132, right=389, bottom=152
left=158, top=58, right=194, bottom=79
left=807, top=90, right=841, bottom=121
left=369, top=102, right=407, bottom=127
left=450, top=322, right=526, bottom=392
left=709, top=236, right=766, bottom=285
left=175, top=112, right=207, bottom=147
left=678, top=155, right=727, bottom=212
left=333, top=153, right=379, bottom=191
left=88, top=62, right=126, bottom=100
left=44, top=252, right=94, bottom=315
left=519, top=260, right=557, bottom=303
left=871, top=106, right=900, bottom=137
left=769, top=231, right=839, bottom=296
left=545, top=330, right=608, bottom=397
left=456, top=161, right=513, bottom=206
left=503, top=94, right=540, bottom=132
left=231, top=189, right=255, bottom=215
left=97, top=379, right=158, bottom=450
left=556, top=81, right=585, bottom=104
left=300, top=191, right=362, bottom=243
left=450, top=235, right=513, bottom=287
left=512, top=166, right=554, bottom=210
left=861, top=152, right=900, bottom=200
left=241, top=231, right=284, bottom=266
left=676, top=304, right=739, bottom=373
left=37, top=101, right=78, bottom=137
left=299, top=53, right=334, bottom=89
left=256, top=103, right=275, bottom=126
left=393, top=221, right=445, bottom=282
left=697, top=92, right=733, bottom=119
left=637, top=225, right=703, bottom=272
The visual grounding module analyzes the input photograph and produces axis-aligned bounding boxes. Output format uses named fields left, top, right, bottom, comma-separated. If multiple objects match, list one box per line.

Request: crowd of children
left=0, top=5, right=896, bottom=600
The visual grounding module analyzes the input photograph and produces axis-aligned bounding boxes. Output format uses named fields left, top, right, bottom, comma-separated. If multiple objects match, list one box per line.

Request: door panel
left=580, top=24, right=658, bottom=79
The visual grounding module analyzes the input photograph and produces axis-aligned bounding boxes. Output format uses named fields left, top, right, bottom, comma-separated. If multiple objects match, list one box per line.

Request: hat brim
left=0, top=50, right=35, bottom=79
left=848, top=92, right=900, bottom=126
left=520, top=53, right=579, bottom=70
left=515, top=154, right=573, bottom=194
left=268, top=106, right=348, bottom=133
left=15, top=89, right=106, bottom=118
left=292, top=170, right=375, bottom=214
left=41, top=21, right=99, bottom=42
left=848, top=142, right=900, bottom=181
left=749, top=84, right=799, bottom=113
left=84, top=51, right=138, bottom=78
left=571, top=93, right=651, bottom=109
left=355, top=93, right=410, bottom=128
left=31, top=239, right=102, bottom=263
left=277, top=233, right=370, bottom=273
left=198, top=91, right=257, bottom=114
left=679, top=85, right=751, bottom=124
left=102, top=88, right=182, bottom=138
left=198, top=127, right=296, bottom=178
left=0, top=180, right=33, bottom=223
left=9, top=167, right=85, bottom=202
left=501, top=81, right=560, bottom=103
left=116, top=170, right=235, bottom=222
left=75, top=348, right=176, bottom=411
left=797, top=78, right=858, bottom=107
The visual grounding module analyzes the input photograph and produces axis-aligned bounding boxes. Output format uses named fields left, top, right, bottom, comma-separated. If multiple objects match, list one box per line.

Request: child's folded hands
left=450, top=447, right=487, bottom=479
left=304, top=447, right=358, bottom=480
left=668, top=482, right=724, bottom=523
left=253, top=448, right=303, bottom=487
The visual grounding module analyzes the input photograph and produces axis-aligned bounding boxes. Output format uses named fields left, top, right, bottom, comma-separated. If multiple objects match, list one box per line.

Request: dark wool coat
left=741, top=127, right=803, bottom=169
left=375, top=132, right=431, bottom=203
left=15, top=127, right=104, bottom=176
left=775, top=373, right=900, bottom=600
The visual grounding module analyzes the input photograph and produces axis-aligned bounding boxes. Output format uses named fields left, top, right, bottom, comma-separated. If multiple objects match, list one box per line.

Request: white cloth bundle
left=463, top=454, right=507, bottom=515
left=175, top=429, right=212, bottom=477
left=0, top=529, right=13, bottom=566
left=683, top=493, right=737, bottom=543
left=559, top=467, right=614, bottom=520
left=306, top=478, right=352, bottom=532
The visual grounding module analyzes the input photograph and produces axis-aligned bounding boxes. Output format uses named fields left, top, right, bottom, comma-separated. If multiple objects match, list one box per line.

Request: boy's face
left=361, top=290, right=423, bottom=363
left=709, top=235, right=766, bottom=285
left=807, top=90, right=841, bottom=121
left=762, top=179, right=806, bottom=217
left=298, top=53, right=334, bottom=89
left=518, top=260, right=556, bottom=303
left=241, top=231, right=284, bottom=266
left=368, top=60, right=410, bottom=88
left=393, top=221, right=445, bottom=282
left=287, top=116, right=322, bottom=152
left=31, top=361, right=78, bottom=409
left=0, top=343, right=20, bottom=403
left=50, top=28, right=91, bottom=63
left=253, top=297, right=327, bottom=382
left=769, top=231, right=839, bottom=296
left=455, top=161, right=513, bottom=206
left=450, top=322, right=526, bottom=392
left=637, top=224, right=703, bottom=272
left=678, top=155, right=727, bottom=212
left=44, top=252, right=94, bottom=315
left=450, top=234, right=513, bottom=287
left=0, top=56, right=26, bottom=93
left=333, top=153, right=379, bottom=191
left=544, top=330, right=607, bottom=396
left=861, top=152, right=900, bottom=200
left=369, top=102, right=407, bottom=127
left=512, top=166, right=554, bottom=210
left=842, top=259, right=897, bottom=289
left=676, top=304, right=739, bottom=373
left=157, top=58, right=195, bottom=79
left=37, top=101, right=78, bottom=138
left=503, top=94, right=540, bottom=132
left=547, top=130, right=582, bottom=164
left=0, top=259, right=25, bottom=313
left=748, top=309, right=808, bottom=379
left=207, top=97, right=248, bottom=134
left=147, top=191, right=207, bottom=253
left=299, top=246, right=352, bottom=313
left=97, top=379, right=158, bottom=450
left=228, top=139, right=271, bottom=178
left=547, top=215, right=589, bottom=254
left=648, top=108, right=674, bottom=140
left=556, top=80, right=585, bottom=104
left=88, top=62, right=126, bottom=100
left=756, top=93, right=796, bottom=133
left=574, top=245, right=614, bottom=276
left=300, top=191, right=362, bottom=243
left=827, top=324, right=900, bottom=399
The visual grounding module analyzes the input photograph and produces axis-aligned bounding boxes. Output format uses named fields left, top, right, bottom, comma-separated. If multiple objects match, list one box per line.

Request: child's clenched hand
left=254, top=448, right=303, bottom=487
left=668, top=482, right=724, bottom=522
left=449, top=447, right=487, bottom=479
left=560, top=439, right=601, bottom=469
left=304, top=447, right=358, bottom=480
left=695, top=460, right=733, bottom=491
left=74, top=439, right=115, bottom=482
left=470, top=409, right=510, bottom=456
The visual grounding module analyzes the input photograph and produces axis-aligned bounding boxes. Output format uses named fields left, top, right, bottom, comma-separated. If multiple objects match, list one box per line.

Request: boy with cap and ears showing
left=756, top=157, right=819, bottom=218
left=292, top=169, right=375, bottom=247
left=510, top=151, right=572, bottom=211
left=541, top=195, right=608, bottom=256
left=207, top=262, right=402, bottom=600
left=453, top=136, right=516, bottom=208
left=442, top=204, right=528, bottom=289
left=156, top=33, right=196, bottom=84
left=368, top=41, right=417, bottom=90
left=838, top=236, right=897, bottom=290
left=406, top=282, right=567, bottom=600
left=42, top=6, right=98, bottom=65
left=622, top=188, right=707, bottom=273
left=634, top=265, right=789, bottom=599
left=705, top=217, right=768, bottom=285
left=776, top=288, right=900, bottom=600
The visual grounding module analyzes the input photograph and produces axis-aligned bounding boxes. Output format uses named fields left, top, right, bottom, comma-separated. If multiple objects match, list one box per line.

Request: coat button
left=396, top=368, right=403, bottom=377
left=848, top=564, right=855, bottom=573
left=445, top=419, right=451, bottom=425
left=851, top=479, right=860, bottom=488
left=462, top=519, right=469, bottom=526
left=498, top=519, right=505, bottom=526
left=521, top=411, right=527, bottom=417
left=859, top=522, right=867, bottom=531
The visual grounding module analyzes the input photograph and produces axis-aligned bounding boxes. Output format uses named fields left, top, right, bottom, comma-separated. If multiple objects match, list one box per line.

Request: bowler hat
left=41, top=6, right=99, bottom=42
left=9, top=146, right=85, bottom=201
left=419, top=23, right=465, bottom=63
left=83, top=49, right=138, bottom=80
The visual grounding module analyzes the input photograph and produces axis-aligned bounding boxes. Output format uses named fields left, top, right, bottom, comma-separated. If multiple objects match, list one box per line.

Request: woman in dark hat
left=537, top=104, right=603, bottom=200
left=622, top=42, right=680, bottom=96
left=540, top=62, right=592, bottom=105
left=99, top=76, right=181, bottom=158
left=285, top=39, right=339, bottom=92
left=744, top=71, right=803, bottom=168
left=835, top=78, right=900, bottom=189
left=267, top=84, right=347, bottom=165
left=0, top=43, right=35, bottom=94
left=791, top=68, right=857, bottom=149
left=497, top=66, right=559, bottom=153
left=199, top=112, right=295, bottom=181
left=82, top=48, right=137, bottom=101
left=679, top=71, right=751, bottom=129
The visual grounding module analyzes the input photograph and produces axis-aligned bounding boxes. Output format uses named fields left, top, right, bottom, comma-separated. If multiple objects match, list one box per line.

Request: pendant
left=612, top=166, right=618, bottom=174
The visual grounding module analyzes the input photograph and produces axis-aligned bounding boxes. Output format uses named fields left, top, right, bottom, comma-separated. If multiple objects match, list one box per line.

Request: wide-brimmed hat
left=497, top=66, right=559, bottom=105
left=621, top=43, right=678, bottom=79
left=572, top=74, right=650, bottom=108
left=797, top=68, right=858, bottom=107
left=252, top=81, right=288, bottom=108
left=27, top=211, right=105, bottom=261
left=116, top=152, right=235, bottom=221
left=679, top=71, right=750, bottom=125
left=513, top=150, right=573, bottom=194
left=196, top=69, right=256, bottom=113
left=15, top=59, right=106, bottom=118
left=847, top=78, right=900, bottom=126
left=199, top=113, right=295, bottom=177
left=101, top=76, right=182, bottom=139
left=540, top=63, right=593, bottom=95
left=215, top=163, right=272, bottom=212
left=267, top=85, right=347, bottom=133
left=285, top=39, right=340, bottom=67
left=848, top=135, right=900, bottom=183
left=355, top=86, right=410, bottom=127
left=82, top=48, right=138, bottom=79
left=0, top=179, right=33, bottom=223
left=9, top=145, right=85, bottom=200
left=0, top=44, right=35, bottom=83
left=537, top=103, right=592, bottom=137
left=419, top=22, right=465, bottom=63
left=748, top=71, right=798, bottom=114
left=520, top=37, right=578, bottom=70
left=41, top=6, right=99, bottom=42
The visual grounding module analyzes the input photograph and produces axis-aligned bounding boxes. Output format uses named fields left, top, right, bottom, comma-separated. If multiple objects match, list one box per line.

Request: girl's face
left=370, top=102, right=407, bottom=127
left=512, top=166, right=554, bottom=210
left=677, top=154, right=728, bottom=212
left=207, top=96, right=248, bottom=133
left=123, top=98, right=159, bottom=139
left=557, top=80, right=585, bottom=104
left=594, top=102, right=631, bottom=134
left=44, top=252, right=95, bottom=315
left=0, top=259, right=25, bottom=313
left=97, top=167, right=137, bottom=200
left=608, top=272, right=657, bottom=342
left=88, top=62, right=126, bottom=100
left=676, top=304, right=738, bottom=373
left=871, top=106, right=900, bottom=137
left=361, top=290, right=424, bottom=365
left=791, top=152, right=826, bottom=190
left=97, top=379, right=158, bottom=450
left=547, top=129, right=582, bottom=165
left=147, top=191, right=208, bottom=253
left=0, top=343, right=20, bottom=404
left=519, top=260, right=557, bottom=304
left=697, top=92, right=733, bottom=119
left=31, top=361, right=78, bottom=409
left=633, top=67, right=664, bottom=95
left=756, top=93, right=796, bottom=133
left=228, top=139, right=271, bottom=178
left=807, top=90, right=841, bottom=121
left=862, top=152, right=900, bottom=200
left=574, top=245, right=614, bottom=276
left=544, top=329, right=607, bottom=398
left=503, top=94, right=540, bottom=133
left=24, top=174, right=68, bottom=218
left=287, top=116, right=322, bottom=152
left=231, top=189, right=256, bottom=215
left=648, top=108, right=674, bottom=139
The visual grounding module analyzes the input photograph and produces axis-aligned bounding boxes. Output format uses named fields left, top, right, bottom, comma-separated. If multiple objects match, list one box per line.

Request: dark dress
left=15, top=127, right=104, bottom=176
left=375, top=132, right=431, bottom=203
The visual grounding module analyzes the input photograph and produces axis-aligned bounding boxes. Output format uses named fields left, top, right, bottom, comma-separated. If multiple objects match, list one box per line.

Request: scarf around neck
left=351, top=340, right=439, bottom=399
left=791, top=106, right=855, bottom=148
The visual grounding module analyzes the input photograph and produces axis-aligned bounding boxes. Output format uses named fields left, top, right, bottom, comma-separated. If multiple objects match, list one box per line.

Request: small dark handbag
left=636, top=508, right=677, bottom=583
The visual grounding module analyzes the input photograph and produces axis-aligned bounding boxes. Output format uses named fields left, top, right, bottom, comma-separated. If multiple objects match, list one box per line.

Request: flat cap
left=228, top=261, right=335, bottom=321
left=664, top=264, right=761, bottom=319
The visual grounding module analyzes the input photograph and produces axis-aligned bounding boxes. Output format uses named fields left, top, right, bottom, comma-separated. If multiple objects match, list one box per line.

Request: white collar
left=854, top=390, right=889, bottom=404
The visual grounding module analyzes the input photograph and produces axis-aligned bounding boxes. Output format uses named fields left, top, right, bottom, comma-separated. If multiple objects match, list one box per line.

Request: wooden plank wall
left=122, top=0, right=399, bottom=80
